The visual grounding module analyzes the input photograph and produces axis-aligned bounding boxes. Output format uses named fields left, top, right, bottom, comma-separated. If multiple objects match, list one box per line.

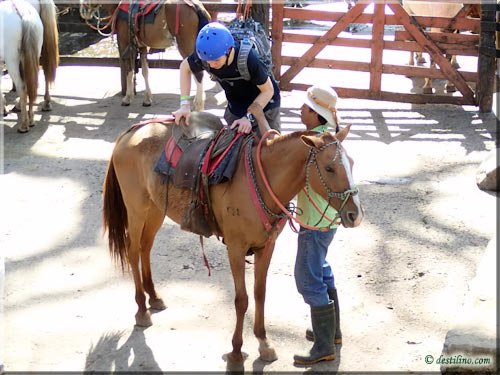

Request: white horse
left=24, top=0, right=59, bottom=112
left=403, top=1, right=463, bottom=94
left=1, top=0, right=43, bottom=132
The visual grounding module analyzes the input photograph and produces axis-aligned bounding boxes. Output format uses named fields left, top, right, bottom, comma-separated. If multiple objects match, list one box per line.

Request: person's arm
left=230, top=77, right=275, bottom=134
left=253, top=77, right=274, bottom=109
left=247, top=102, right=278, bottom=140
left=172, top=58, right=194, bottom=125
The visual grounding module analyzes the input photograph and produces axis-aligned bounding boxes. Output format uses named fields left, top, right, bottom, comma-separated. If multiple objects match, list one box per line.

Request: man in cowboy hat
left=248, top=84, right=343, bottom=365
left=293, top=84, right=343, bottom=365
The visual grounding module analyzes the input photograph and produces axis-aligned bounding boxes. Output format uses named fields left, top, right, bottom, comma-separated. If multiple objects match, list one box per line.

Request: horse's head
left=301, top=125, right=363, bottom=228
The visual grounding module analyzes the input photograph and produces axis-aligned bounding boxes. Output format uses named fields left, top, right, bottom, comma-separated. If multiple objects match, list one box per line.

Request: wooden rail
left=270, top=1, right=495, bottom=111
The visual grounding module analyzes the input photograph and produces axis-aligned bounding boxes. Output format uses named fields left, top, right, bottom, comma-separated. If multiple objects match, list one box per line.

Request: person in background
left=173, top=22, right=281, bottom=134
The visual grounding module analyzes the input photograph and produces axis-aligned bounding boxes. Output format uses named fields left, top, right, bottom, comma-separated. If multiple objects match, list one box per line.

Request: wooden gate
left=270, top=0, right=496, bottom=112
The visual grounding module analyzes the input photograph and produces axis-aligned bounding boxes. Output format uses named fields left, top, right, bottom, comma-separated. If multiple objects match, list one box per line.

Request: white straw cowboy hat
left=304, top=84, right=341, bottom=128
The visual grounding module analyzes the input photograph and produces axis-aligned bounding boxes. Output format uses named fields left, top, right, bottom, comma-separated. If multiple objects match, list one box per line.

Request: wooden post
left=476, top=2, right=497, bottom=112
left=369, top=2, right=386, bottom=96
left=271, top=2, right=284, bottom=81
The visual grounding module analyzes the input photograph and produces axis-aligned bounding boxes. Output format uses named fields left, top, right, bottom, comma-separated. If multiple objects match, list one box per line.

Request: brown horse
left=79, top=0, right=210, bottom=108
left=102, top=111, right=363, bottom=363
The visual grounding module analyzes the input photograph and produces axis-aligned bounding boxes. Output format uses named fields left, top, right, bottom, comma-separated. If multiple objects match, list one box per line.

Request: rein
left=80, top=3, right=116, bottom=37
left=255, top=129, right=358, bottom=232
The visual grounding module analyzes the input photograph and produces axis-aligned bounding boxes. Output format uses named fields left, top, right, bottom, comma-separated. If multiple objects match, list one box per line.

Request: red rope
left=255, top=130, right=331, bottom=232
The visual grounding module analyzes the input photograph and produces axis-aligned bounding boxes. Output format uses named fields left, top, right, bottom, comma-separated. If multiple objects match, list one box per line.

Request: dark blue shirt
left=187, top=46, right=281, bottom=118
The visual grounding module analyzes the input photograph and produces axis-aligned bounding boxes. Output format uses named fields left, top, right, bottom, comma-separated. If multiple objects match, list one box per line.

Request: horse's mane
left=266, top=129, right=323, bottom=147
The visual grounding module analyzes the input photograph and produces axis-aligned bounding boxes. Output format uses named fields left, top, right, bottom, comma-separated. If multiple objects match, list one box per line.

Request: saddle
left=172, top=112, right=224, bottom=189
left=155, top=112, right=246, bottom=238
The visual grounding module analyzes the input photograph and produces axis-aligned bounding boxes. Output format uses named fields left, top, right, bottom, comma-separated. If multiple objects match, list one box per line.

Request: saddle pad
left=118, top=1, right=160, bottom=15
left=117, top=1, right=161, bottom=25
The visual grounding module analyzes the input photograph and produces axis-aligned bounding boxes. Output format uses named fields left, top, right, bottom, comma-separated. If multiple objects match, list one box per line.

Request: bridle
left=304, top=139, right=359, bottom=227
left=254, top=129, right=358, bottom=231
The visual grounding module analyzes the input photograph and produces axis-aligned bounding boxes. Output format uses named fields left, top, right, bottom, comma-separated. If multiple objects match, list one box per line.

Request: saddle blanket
left=117, top=0, right=161, bottom=24
left=154, top=128, right=246, bottom=186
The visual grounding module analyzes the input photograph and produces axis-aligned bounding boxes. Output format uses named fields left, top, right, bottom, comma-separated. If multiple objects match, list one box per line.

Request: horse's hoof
left=142, top=101, right=152, bottom=107
left=12, top=106, right=21, bottom=113
left=121, top=102, right=131, bottom=107
left=423, top=88, right=434, bottom=95
left=17, top=127, right=29, bottom=134
left=135, top=311, right=153, bottom=327
left=223, top=351, right=247, bottom=371
left=259, top=347, right=278, bottom=362
left=445, top=85, right=457, bottom=93
left=149, top=298, right=166, bottom=310
left=41, top=103, right=52, bottom=112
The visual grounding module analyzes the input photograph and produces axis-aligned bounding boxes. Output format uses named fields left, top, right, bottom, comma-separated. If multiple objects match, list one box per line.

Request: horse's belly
left=403, top=1, right=463, bottom=17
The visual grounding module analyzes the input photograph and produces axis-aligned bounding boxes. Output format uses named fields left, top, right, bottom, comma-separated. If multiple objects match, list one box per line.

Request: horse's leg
left=416, top=52, right=426, bottom=65
left=126, top=214, right=152, bottom=327
left=139, top=50, right=152, bottom=107
left=122, top=55, right=135, bottom=106
left=41, top=80, right=52, bottom=111
left=27, top=89, right=35, bottom=128
left=253, top=242, right=278, bottom=362
left=18, top=90, right=29, bottom=133
left=444, top=54, right=458, bottom=93
left=0, top=92, right=5, bottom=116
left=449, top=54, right=460, bottom=69
left=140, top=206, right=166, bottom=310
left=7, top=61, right=29, bottom=132
left=226, top=247, right=249, bottom=363
left=192, top=71, right=205, bottom=112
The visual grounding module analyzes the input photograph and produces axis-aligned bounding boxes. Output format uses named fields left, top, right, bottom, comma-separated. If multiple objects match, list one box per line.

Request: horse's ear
left=301, top=134, right=324, bottom=149
left=336, top=124, right=351, bottom=142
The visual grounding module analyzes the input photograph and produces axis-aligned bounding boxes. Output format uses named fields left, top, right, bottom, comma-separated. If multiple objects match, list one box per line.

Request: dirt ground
left=1, top=52, right=498, bottom=372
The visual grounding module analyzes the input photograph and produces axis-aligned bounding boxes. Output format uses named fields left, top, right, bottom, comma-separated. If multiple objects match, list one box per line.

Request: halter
left=305, top=139, right=359, bottom=227
left=253, top=130, right=358, bottom=231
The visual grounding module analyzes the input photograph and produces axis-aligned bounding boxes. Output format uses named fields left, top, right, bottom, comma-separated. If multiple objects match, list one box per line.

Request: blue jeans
left=295, top=227, right=337, bottom=307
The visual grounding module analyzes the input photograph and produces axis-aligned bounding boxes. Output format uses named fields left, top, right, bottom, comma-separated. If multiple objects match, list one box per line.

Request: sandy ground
left=1, top=53, right=498, bottom=373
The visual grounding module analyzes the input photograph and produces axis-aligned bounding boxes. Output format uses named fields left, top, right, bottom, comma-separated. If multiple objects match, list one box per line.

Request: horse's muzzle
left=340, top=204, right=364, bottom=228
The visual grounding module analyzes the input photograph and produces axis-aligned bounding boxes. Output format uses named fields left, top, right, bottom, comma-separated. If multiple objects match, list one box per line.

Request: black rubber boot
left=306, top=288, right=342, bottom=344
left=294, top=302, right=336, bottom=365
left=330, top=287, right=342, bottom=344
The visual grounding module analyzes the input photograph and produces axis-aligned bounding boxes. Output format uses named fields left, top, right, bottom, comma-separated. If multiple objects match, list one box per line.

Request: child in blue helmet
left=173, top=22, right=281, bottom=134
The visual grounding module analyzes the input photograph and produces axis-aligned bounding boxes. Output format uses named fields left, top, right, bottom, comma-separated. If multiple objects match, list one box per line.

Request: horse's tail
left=39, top=0, right=59, bottom=85
left=191, top=0, right=211, bottom=31
left=103, top=154, right=129, bottom=271
left=20, top=17, right=40, bottom=105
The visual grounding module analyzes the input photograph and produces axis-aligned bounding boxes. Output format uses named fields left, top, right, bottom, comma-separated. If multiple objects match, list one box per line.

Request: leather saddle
left=172, top=112, right=224, bottom=190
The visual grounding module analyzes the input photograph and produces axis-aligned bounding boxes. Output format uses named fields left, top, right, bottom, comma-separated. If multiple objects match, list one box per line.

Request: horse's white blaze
left=340, top=150, right=362, bottom=214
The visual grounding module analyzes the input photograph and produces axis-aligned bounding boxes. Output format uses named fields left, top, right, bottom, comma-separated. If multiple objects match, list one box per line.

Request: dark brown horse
left=102, top=111, right=363, bottom=363
left=79, top=0, right=210, bottom=107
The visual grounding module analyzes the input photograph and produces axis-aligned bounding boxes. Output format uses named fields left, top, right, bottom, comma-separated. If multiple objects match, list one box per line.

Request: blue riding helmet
left=196, top=22, right=235, bottom=61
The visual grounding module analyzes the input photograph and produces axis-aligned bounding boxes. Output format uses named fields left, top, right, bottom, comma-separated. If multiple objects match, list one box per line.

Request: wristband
left=180, top=100, right=191, bottom=107
left=180, top=95, right=191, bottom=101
